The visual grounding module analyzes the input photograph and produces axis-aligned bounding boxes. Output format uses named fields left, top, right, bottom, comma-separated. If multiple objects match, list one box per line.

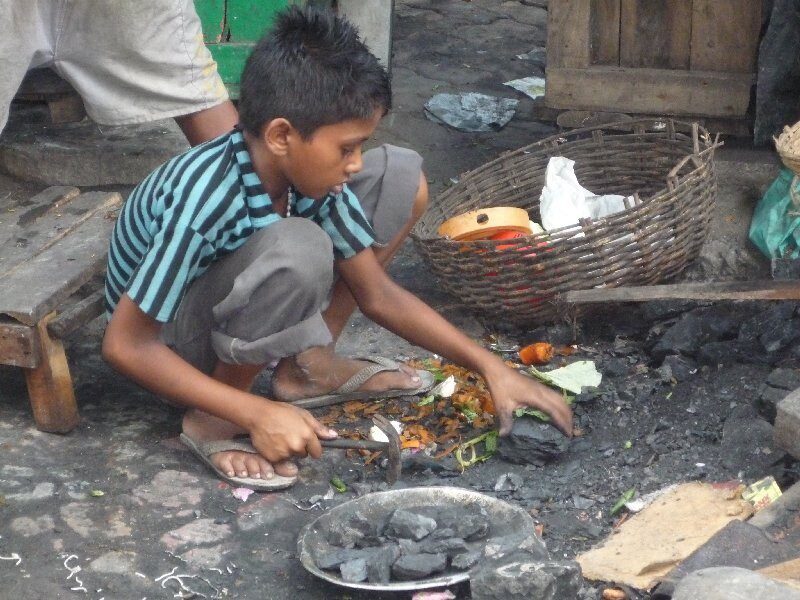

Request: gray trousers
left=163, top=144, right=423, bottom=374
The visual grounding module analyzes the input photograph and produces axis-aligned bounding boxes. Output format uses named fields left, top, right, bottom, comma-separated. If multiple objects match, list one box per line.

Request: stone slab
left=671, top=567, right=800, bottom=600
left=774, top=388, right=800, bottom=459
left=0, top=105, right=187, bottom=187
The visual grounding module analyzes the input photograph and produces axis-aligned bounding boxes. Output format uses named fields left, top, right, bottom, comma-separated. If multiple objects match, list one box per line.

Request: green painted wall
left=196, top=0, right=297, bottom=98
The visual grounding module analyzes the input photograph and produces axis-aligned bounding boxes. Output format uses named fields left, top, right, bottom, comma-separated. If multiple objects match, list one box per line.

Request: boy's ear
left=263, top=118, right=293, bottom=156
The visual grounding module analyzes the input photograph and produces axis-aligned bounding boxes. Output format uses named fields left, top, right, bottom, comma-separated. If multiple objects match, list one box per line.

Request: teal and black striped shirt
left=105, top=128, right=376, bottom=322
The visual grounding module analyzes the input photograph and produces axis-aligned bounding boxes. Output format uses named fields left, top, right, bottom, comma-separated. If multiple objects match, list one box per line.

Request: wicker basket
left=412, top=119, right=719, bottom=327
left=775, top=120, right=800, bottom=176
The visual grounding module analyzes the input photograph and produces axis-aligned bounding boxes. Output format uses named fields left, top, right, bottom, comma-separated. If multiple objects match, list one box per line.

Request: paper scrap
left=232, top=487, right=255, bottom=502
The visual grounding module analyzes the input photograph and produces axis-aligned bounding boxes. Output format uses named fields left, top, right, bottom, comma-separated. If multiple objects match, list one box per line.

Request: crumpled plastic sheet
left=504, top=76, right=546, bottom=100
left=424, top=92, right=518, bottom=132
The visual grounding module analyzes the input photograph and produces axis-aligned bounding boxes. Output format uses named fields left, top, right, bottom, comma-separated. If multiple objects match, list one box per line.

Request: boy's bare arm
left=337, top=250, right=573, bottom=436
left=102, top=295, right=336, bottom=461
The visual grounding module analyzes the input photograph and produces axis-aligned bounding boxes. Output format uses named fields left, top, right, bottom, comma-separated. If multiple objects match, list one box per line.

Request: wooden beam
left=547, top=0, right=592, bottom=69
left=0, top=319, right=40, bottom=369
left=545, top=66, right=754, bottom=117
left=23, top=313, right=79, bottom=433
left=0, top=186, right=79, bottom=248
left=691, top=0, right=761, bottom=73
left=620, top=0, right=691, bottom=69
left=590, top=0, right=621, bottom=66
left=0, top=192, right=121, bottom=325
left=561, top=281, right=800, bottom=304
left=0, top=189, right=108, bottom=277
left=47, top=290, right=105, bottom=339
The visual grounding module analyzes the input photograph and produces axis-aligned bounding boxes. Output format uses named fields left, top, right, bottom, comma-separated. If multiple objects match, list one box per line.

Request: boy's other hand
left=486, top=367, right=573, bottom=438
left=249, top=401, right=338, bottom=463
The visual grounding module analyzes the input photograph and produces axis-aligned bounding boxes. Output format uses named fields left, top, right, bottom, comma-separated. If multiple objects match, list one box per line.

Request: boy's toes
left=273, top=459, right=298, bottom=477
left=397, top=364, right=423, bottom=388
left=214, top=453, right=237, bottom=478
left=212, top=451, right=276, bottom=480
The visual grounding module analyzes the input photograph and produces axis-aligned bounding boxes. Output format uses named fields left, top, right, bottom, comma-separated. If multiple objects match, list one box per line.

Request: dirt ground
left=1, top=1, right=797, bottom=599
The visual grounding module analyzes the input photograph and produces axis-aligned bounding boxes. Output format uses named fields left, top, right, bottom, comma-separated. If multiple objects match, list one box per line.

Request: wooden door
left=546, top=0, right=762, bottom=118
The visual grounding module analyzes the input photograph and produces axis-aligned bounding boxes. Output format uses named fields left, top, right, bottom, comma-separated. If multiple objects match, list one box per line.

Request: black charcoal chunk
left=451, top=549, right=482, bottom=570
left=314, top=547, right=366, bottom=570
left=392, top=553, right=447, bottom=580
left=340, top=558, right=368, bottom=583
left=453, top=514, right=491, bottom=541
left=384, top=509, right=438, bottom=541
left=398, top=538, right=420, bottom=555
left=366, top=544, right=401, bottom=584
left=327, top=521, right=365, bottom=548
left=419, top=537, right=468, bottom=557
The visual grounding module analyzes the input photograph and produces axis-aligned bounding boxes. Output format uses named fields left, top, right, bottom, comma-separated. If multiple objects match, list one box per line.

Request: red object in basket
left=490, top=229, right=528, bottom=251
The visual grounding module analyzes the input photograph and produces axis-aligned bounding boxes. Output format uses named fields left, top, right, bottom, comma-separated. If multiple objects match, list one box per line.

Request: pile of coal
left=312, top=503, right=491, bottom=584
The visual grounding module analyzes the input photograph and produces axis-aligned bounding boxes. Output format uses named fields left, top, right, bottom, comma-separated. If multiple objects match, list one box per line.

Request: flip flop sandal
left=180, top=433, right=297, bottom=492
left=289, top=355, right=436, bottom=410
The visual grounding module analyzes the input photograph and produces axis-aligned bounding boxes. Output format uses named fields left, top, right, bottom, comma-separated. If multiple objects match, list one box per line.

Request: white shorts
left=0, top=0, right=229, bottom=130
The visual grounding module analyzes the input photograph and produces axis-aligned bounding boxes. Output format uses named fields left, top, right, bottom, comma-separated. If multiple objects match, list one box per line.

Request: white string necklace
left=285, top=187, right=295, bottom=217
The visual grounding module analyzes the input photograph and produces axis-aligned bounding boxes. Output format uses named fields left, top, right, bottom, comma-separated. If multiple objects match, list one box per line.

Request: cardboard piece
left=577, top=482, right=754, bottom=590
left=759, top=558, right=800, bottom=590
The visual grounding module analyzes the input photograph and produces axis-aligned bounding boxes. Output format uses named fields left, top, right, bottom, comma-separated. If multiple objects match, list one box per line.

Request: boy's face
left=285, top=108, right=383, bottom=200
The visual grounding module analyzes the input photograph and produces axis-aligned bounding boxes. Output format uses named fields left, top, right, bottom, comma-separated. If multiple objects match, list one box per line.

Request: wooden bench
left=0, top=186, right=122, bottom=433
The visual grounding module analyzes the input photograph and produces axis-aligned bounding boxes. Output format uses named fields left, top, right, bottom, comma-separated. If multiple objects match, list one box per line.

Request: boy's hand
left=485, top=366, right=573, bottom=437
left=249, top=401, right=338, bottom=464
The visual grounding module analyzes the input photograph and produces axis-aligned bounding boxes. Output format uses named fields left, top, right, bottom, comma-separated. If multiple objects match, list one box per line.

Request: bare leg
left=182, top=361, right=298, bottom=480
left=272, top=173, right=430, bottom=401
left=174, top=100, right=239, bottom=146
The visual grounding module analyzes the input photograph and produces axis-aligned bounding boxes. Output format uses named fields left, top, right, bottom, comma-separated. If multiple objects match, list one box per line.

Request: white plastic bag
left=539, top=157, right=632, bottom=231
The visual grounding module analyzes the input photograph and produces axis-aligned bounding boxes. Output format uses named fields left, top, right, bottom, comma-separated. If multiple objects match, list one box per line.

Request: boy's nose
left=345, top=149, right=363, bottom=175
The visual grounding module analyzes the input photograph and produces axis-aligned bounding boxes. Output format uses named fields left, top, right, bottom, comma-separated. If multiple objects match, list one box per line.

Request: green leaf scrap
left=417, top=395, right=435, bottom=407
left=330, top=476, right=347, bottom=493
left=455, top=430, right=499, bottom=469
left=421, top=359, right=446, bottom=382
left=528, top=361, right=602, bottom=394
left=610, top=488, right=636, bottom=516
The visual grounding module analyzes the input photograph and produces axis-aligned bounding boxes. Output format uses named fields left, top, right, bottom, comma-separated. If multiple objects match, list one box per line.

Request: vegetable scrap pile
left=316, top=358, right=498, bottom=468
left=314, top=342, right=596, bottom=471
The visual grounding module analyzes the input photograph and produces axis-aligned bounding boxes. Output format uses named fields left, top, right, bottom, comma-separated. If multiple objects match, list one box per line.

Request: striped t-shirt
left=105, top=128, right=376, bottom=322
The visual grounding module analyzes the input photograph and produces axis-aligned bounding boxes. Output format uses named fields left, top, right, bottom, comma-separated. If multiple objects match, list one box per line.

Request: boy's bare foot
left=182, top=409, right=298, bottom=480
left=270, top=345, right=423, bottom=402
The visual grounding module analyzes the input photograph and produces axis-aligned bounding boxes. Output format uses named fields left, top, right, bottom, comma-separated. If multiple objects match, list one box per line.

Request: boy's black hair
left=238, top=6, right=392, bottom=138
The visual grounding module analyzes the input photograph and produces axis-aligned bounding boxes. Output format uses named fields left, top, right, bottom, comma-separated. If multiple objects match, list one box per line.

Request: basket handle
left=666, top=154, right=703, bottom=191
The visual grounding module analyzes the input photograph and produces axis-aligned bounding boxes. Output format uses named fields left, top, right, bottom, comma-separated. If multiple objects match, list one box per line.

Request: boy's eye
left=342, top=147, right=355, bottom=157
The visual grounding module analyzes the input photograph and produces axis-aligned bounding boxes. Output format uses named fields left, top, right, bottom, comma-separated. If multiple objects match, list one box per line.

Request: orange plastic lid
left=437, top=207, right=532, bottom=241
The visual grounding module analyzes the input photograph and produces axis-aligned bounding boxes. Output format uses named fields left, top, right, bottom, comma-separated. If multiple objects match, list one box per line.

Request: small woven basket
left=412, top=119, right=719, bottom=327
left=775, top=120, right=800, bottom=176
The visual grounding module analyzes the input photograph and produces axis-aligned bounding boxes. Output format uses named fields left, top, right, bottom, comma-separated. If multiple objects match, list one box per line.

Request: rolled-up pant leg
left=165, top=218, right=334, bottom=374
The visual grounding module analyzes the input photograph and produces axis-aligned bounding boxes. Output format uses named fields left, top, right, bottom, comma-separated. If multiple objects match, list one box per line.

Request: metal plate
left=297, top=486, right=540, bottom=592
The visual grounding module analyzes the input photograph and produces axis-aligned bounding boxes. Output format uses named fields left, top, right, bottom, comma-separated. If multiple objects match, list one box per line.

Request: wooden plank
left=562, top=281, right=800, bottom=305
left=620, top=0, right=691, bottom=69
left=545, top=66, right=754, bottom=117
left=0, top=190, right=114, bottom=277
left=47, top=290, right=105, bottom=339
left=547, top=0, right=592, bottom=69
left=590, top=0, right=620, bottom=66
left=0, top=193, right=122, bottom=325
left=0, top=186, right=79, bottom=247
left=23, top=313, right=79, bottom=433
left=0, top=319, right=40, bottom=369
left=691, top=0, right=761, bottom=73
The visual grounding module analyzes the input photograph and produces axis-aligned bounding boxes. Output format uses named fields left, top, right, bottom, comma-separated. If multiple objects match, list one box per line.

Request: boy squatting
left=102, top=7, right=573, bottom=491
